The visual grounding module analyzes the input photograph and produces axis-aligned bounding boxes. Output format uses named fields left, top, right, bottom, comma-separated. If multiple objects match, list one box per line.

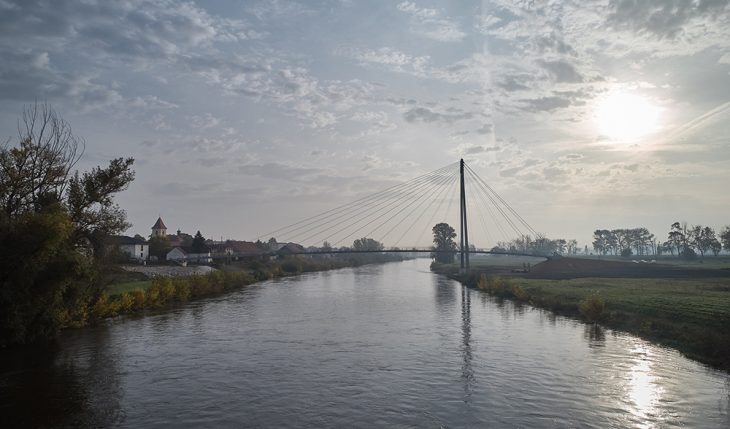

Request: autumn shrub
left=579, top=291, right=605, bottom=323
left=511, top=284, right=530, bottom=301
left=188, top=275, right=209, bottom=298
left=174, top=280, right=191, bottom=302
left=146, top=283, right=161, bottom=307
left=117, top=292, right=134, bottom=313
left=131, top=289, right=145, bottom=309
left=92, top=294, right=120, bottom=318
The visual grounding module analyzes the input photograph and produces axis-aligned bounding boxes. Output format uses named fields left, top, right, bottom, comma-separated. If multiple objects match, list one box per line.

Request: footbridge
left=237, top=159, right=548, bottom=270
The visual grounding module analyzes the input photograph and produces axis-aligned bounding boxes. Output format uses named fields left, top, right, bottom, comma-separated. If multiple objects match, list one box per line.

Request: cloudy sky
left=1, top=0, right=729, bottom=248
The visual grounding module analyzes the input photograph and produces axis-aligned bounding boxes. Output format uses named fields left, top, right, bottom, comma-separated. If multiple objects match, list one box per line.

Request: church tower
left=151, top=217, right=167, bottom=238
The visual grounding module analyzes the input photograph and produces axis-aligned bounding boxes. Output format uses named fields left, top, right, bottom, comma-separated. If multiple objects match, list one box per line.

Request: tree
left=431, top=222, right=457, bottom=263
left=567, top=239, right=578, bottom=255
left=688, top=225, right=718, bottom=258
left=0, top=103, right=135, bottom=346
left=192, top=230, right=207, bottom=253
left=352, top=237, right=383, bottom=251
left=667, top=222, right=685, bottom=257
left=267, top=237, right=278, bottom=251
left=1, top=103, right=82, bottom=217
left=66, top=157, right=134, bottom=256
left=710, top=239, right=722, bottom=257
left=720, top=226, right=730, bottom=253
left=148, top=235, right=171, bottom=260
left=592, top=229, right=611, bottom=255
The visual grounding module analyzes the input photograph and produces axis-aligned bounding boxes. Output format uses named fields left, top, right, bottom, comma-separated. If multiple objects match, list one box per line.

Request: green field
left=106, top=280, right=152, bottom=296
left=512, top=277, right=730, bottom=370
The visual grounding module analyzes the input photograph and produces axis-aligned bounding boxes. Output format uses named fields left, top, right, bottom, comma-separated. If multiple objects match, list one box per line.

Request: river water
left=1, top=259, right=728, bottom=428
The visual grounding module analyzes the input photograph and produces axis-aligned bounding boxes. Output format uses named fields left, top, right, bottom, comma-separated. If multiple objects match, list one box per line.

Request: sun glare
left=594, top=91, right=660, bottom=143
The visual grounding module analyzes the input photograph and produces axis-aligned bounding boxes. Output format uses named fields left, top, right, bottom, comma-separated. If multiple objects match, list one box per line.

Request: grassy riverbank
left=434, top=262, right=730, bottom=371
left=94, top=254, right=404, bottom=319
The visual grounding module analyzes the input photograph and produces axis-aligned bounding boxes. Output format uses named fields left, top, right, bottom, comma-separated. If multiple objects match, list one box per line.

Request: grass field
left=510, top=276, right=730, bottom=370
left=106, top=280, right=152, bottom=296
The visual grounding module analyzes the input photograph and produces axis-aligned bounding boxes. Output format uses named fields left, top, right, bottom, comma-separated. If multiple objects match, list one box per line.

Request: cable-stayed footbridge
left=247, top=159, right=544, bottom=271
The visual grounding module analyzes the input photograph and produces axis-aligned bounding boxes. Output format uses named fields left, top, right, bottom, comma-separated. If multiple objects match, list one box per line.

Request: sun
left=594, top=91, right=660, bottom=142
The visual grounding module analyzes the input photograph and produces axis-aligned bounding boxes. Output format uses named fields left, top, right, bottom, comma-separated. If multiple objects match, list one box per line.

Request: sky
left=1, top=0, right=729, bottom=248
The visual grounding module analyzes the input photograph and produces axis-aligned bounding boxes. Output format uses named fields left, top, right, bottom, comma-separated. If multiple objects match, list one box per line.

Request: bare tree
left=0, top=102, right=84, bottom=217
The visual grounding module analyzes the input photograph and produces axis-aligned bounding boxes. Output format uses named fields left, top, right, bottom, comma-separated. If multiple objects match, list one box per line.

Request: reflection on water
left=460, top=285, right=474, bottom=398
left=585, top=323, right=606, bottom=347
left=0, top=329, right=121, bottom=428
left=1, top=259, right=728, bottom=428
left=626, top=346, right=664, bottom=426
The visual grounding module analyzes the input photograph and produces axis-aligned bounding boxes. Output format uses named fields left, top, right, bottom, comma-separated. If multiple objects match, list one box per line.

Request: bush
left=579, top=292, right=605, bottom=323
left=92, top=294, right=120, bottom=319
left=281, top=257, right=302, bottom=273
left=174, top=280, right=191, bottom=302
left=131, top=289, right=145, bottom=310
left=117, top=293, right=134, bottom=313
left=511, top=284, right=530, bottom=301
left=146, top=283, right=161, bottom=307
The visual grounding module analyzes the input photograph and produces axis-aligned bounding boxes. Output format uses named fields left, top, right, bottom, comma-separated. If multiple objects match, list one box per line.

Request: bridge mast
left=460, top=159, right=470, bottom=272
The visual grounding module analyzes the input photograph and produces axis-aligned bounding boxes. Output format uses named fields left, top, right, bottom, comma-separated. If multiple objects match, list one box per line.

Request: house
left=166, top=246, right=212, bottom=264
left=114, top=235, right=149, bottom=262
left=228, top=240, right=262, bottom=255
left=277, top=242, right=306, bottom=256
left=207, top=240, right=262, bottom=260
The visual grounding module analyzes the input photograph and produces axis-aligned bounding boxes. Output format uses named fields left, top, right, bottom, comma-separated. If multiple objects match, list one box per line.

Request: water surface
left=1, top=259, right=728, bottom=427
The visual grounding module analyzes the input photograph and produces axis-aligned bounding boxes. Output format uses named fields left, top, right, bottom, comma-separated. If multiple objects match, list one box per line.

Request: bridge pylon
left=460, top=159, right=470, bottom=273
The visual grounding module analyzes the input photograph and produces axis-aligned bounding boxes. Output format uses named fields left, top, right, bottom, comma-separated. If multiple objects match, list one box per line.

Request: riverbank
left=433, top=259, right=730, bottom=371
left=92, top=254, right=406, bottom=320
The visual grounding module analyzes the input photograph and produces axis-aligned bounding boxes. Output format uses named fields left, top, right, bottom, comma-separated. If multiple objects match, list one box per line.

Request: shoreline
left=432, top=262, right=730, bottom=372
left=86, top=255, right=408, bottom=328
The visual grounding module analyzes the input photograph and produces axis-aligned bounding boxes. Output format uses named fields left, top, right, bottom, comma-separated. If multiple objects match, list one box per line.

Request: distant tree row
left=661, top=222, right=727, bottom=258
left=492, top=234, right=579, bottom=256
left=592, top=222, right=730, bottom=258
left=592, top=227, right=655, bottom=257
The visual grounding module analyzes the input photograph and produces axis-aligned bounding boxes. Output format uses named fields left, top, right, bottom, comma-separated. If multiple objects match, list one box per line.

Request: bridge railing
left=176, top=248, right=549, bottom=261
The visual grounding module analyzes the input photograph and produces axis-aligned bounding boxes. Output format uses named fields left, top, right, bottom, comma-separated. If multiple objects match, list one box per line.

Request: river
left=1, top=259, right=728, bottom=428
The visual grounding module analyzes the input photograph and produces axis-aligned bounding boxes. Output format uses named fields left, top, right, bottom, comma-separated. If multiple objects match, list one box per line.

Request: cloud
left=605, top=0, right=729, bottom=39
left=403, top=106, right=473, bottom=124
left=538, top=60, right=583, bottom=83
left=337, top=46, right=430, bottom=75
left=186, top=112, right=220, bottom=129
left=238, top=162, right=322, bottom=181
left=475, top=123, right=493, bottom=134
left=520, top=96, right=572, bottom=112
left=396, top=1, right=466, bottom=42
left=454, top=143, right=500, bottom=156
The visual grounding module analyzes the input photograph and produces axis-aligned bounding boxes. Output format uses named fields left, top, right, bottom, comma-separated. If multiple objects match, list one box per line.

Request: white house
left=166, top=247, right=212, bottom=264
left=115, top=236, right=149, bottom=262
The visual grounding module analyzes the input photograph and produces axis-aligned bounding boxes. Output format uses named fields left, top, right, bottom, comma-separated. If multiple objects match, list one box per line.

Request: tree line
left=492, top=235, right=580, bottom=256
left=593, top=222, right=730, bottom=258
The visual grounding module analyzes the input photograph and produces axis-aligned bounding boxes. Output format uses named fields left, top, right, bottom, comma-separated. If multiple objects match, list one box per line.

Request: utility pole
left=460, top=159, right=470, bottom=272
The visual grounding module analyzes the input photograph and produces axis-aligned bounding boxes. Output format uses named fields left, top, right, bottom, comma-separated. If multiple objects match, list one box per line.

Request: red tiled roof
left=227, top=241, right=260, bottom=253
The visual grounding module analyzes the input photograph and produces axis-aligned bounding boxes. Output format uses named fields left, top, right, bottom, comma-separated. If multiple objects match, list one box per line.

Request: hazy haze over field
left=1, top=0, right=728, bottom=246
